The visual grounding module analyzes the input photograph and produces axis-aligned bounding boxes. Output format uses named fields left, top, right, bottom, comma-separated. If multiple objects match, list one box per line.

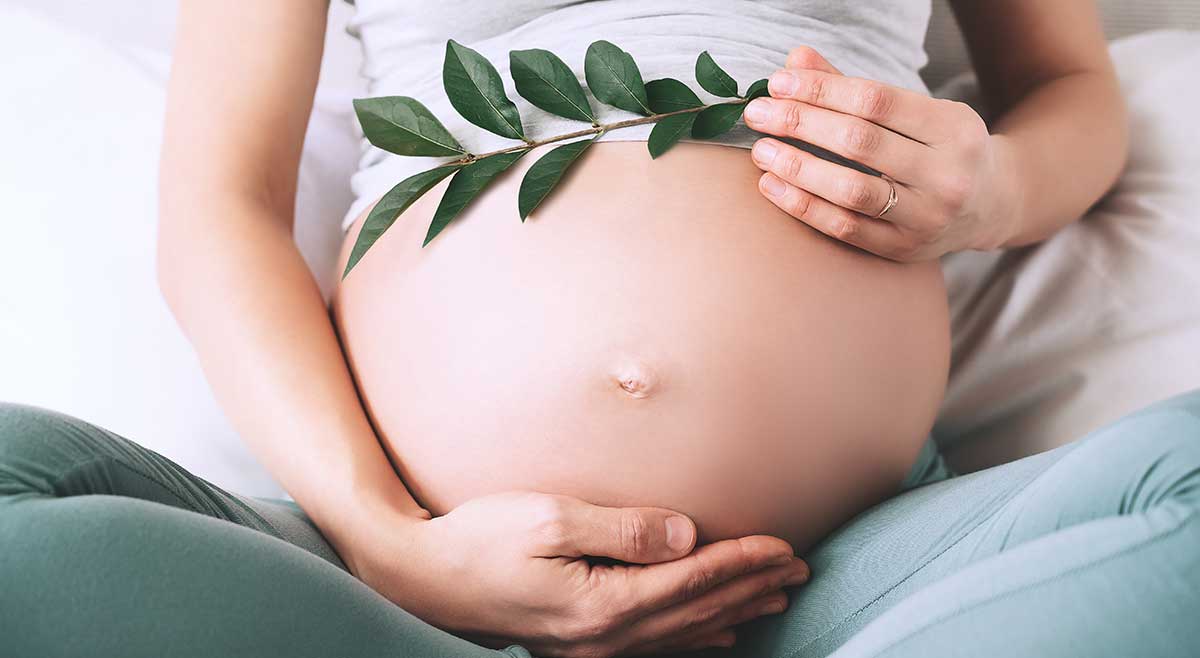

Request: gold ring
left=874, top=173, right=898, bottom=219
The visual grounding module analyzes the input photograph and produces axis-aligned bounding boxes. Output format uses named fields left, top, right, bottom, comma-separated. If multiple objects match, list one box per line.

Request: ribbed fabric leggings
left=2, top=390, right=1198, bottom=657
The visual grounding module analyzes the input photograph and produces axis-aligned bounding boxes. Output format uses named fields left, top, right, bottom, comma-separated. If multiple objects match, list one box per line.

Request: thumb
left=553, top=499, right=697, bottom=564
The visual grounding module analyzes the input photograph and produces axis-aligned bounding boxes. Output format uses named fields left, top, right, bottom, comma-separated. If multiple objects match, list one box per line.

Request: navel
left=610, top=359, right=659, bottom=399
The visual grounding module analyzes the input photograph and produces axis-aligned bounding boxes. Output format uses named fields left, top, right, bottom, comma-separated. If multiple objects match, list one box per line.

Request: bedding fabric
left=0, top=0, right=1197, bottom=495
left=934, top=30, right=1200, bottom=472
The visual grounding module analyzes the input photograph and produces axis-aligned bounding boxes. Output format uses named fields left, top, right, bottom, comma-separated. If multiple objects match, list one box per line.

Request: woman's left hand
left=742, top=47, right=1019, bottom=262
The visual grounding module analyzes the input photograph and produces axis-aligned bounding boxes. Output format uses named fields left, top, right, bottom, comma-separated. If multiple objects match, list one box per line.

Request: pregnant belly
left=333, top=141, right=949, bottom=552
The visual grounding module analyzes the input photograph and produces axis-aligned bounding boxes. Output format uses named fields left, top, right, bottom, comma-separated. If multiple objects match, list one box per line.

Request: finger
left=758, top=172, right=913, bottom=260
left=743, top=97, right=929, bottom=178
left=631, top=589, right=786, bottom=656
left=784, top=45, right=842, bottom=75
left=621, top=559, right=806, bottom=646
left=614, top=535, right=796, bottom=616
left=766, top=67, right=946, bottom=144
left=751, top=138, right=910, bottom=222
left=626, top=628, right=737, bottom=656
left=537, top=496, right=698, bottom=564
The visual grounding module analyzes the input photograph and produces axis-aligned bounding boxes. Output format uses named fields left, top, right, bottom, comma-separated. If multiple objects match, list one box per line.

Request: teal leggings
left=2, top=390, right=1199, bottom=658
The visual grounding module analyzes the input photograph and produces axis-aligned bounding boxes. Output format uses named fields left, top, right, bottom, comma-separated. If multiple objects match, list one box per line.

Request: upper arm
left=948, top=0, right=1114, bottom=110
left=159, top=0, right=329, bottom=227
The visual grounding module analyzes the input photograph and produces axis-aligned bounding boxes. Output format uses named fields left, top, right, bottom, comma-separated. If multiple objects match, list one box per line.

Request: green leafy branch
left=343, top=39, right=769, bottom=278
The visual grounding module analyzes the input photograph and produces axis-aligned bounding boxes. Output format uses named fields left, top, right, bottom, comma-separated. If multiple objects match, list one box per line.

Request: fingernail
left=768, top=554, right=793, bottom=567
left=665, top=515, right=693, bottom=552
left=760, top=598, right=787, bottom=615
left=752, top=140, right=778, bottom=165
left=762, top=174, right=787, bottom=198
left=786, top=565, right=810, bottom=586
left=768, top=70, right=797, bottom=95
left=744, top=98, right=769, bottom=123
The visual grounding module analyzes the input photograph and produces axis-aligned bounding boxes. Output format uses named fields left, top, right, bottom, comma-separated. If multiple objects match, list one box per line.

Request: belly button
left=611, top=360, right=659, bottom=399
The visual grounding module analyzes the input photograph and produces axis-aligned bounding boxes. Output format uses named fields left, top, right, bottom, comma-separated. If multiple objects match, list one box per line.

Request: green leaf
left=443, top=39, right=525, bottom=140
left=343, top=164, right=463, bottom=278
left=517, top=134, right=600, bottom=221
left=645, top=78, right=703, bottom=113
left=647, top=114, right=696, bottom=159
left=745, top=78, right=769, bottom=100
left=352, top=97, right=465, bottom=157
left=696, top=51, right=739, bottom=98
left=691, top=103, right=745, bottom=139
left=510, top=49, right=595, bottom=123
left=584, top=40, right=652, bottom=116
left=424, top=150, right=529, bottom=246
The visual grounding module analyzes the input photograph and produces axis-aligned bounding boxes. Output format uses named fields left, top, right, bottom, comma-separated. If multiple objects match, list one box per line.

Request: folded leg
left=729, top=389, right=1200, bottom=658
left=0, top=402, right=528, bottom=658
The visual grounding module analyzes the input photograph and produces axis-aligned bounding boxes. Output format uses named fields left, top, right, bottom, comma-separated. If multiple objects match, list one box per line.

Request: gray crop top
left=341, top=0, right=932, bottom=230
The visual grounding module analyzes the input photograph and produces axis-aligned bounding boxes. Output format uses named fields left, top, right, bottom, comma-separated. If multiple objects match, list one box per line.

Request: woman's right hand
left=347, top=491, right=810, bottom=657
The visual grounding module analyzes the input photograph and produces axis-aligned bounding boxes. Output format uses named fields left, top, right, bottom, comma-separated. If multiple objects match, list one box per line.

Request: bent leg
left=0, top=403, right=528, bottom=658
left=731, top=389, right=1200, bottom=658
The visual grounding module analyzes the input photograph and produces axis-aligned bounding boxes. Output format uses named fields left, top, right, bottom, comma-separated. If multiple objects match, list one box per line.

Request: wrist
left=297, top=468, right=434, bottom=568
left=985, top=133, right=1027, bottom=249
left=323, top=497, right=432, bottom=577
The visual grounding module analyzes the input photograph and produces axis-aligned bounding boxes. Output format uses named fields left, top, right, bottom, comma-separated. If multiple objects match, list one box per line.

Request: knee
left=0, top=402, right=65, bottom=461
left=1068, top=394, right=1200, bottom=507
left=0, top=403, right=101, bottom=492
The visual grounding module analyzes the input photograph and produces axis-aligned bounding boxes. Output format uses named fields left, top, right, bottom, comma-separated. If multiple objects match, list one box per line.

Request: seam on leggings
left=867, top=507, right=1196, bottom=657
left=46, top=456, right=198, bottom=511
left=785, top=446, right=1085, bottom=656
left=45, top=456, right=285, bottom=537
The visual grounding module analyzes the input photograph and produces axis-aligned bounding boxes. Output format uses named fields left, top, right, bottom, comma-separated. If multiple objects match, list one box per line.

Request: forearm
left=157, top=200, right=430, bottom=558
left=991, top=69, right=1128, bottom=247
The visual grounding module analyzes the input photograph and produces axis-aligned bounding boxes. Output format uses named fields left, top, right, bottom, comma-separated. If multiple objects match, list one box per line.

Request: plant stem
left=450, top=98, right=750, bottom=164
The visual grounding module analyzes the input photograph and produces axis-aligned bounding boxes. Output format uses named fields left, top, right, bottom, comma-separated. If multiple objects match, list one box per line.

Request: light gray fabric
left=341, top=0, right=932, bottom=230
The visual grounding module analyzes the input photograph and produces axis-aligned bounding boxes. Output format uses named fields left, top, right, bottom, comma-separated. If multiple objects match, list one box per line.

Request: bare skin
left=159, top=1, right=811, bottom=655
left=744, top=0, right=1127, bottom=260
left=334, top=140, right=950, bottom=556
left=159, top=0, right=1127, bottom=656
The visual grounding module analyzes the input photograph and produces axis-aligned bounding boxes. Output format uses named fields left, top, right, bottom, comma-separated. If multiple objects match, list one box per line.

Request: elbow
left=1105, top=81, right=1131, bottom=195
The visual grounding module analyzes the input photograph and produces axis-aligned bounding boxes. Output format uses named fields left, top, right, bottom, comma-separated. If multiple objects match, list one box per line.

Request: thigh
left=726, top=389, right=1200, bottom=658
left=0, top=402, right=523, bottom=658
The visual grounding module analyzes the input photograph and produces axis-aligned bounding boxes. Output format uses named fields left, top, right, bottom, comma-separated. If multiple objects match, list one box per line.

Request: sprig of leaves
left=343, top=41, right=768, bottom=278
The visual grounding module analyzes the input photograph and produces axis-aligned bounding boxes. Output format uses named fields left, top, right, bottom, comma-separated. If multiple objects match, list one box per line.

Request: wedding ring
left=874, top=174, right=898, bottom=219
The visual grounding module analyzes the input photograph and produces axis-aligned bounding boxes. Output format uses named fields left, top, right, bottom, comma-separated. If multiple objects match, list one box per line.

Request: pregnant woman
left=3, top=0, right=1199, bottom=657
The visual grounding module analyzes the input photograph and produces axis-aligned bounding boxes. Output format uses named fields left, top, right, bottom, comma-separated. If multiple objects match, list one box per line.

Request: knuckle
left=782, top=103, right=806, bottom=135
left=617, top=511, right=652, bottom=558
left=938, top=173, right=973, bottom=212
left=528, top=497, right=572, bottom=549
left=855, top=82, right=894, bottom=121
left=683, top=604, right=724, bottom=632
left=683, top=563, right=718, bottom=600
left=841, top=122, right=879, bottom=158
left=840, top=177, right=876, bottom=211
left=949, top=99, right=982, bottom=124
left=833, top=213, right=860, bottom=242
left=894, top=240, right=922, bottom=262
left=804, top=72, right=828, bottom=106
left=779, top=151, right=804, bottom=181
left=785, top=189, right=815, bottom=219
left=563, top=643, right=613, bottom=658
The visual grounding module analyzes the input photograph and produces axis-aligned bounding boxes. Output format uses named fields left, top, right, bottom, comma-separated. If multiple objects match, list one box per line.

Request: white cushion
left=935, top=31, right=1200, bottom=471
